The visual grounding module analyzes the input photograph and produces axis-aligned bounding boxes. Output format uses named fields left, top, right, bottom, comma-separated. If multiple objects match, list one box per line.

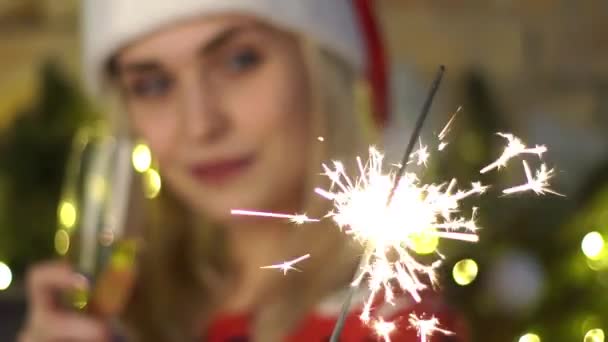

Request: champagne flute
left=55, top=124, right=148, bottom=317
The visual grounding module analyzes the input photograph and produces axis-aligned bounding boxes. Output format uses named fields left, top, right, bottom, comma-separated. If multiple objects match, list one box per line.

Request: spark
left=480, top=133, right=547, bottom=174
left=438, top=106, right=461, bottom=141
left=436, top=106, right=460, bottom=151
left=502, top=161, right=564, bottom=196
left=409, top=314, right=454, bottom=342
left=260, top=254, right=311, bottom=275
left=373, top=318, right=396, bottom=342
left=412, top=140, right=430, bottom=166
left=318, top=136, right=325, bottom=142
left=230, top=209, right=319, bottom=224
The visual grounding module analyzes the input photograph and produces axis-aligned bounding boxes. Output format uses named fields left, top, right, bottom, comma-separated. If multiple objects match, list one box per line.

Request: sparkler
left=409, top=314, right=454, bottom=342
left=328, top=65, right=447, bottom=342
left=230, top=65, right=561, bottom=341
left=260, top=254, right=311, bottom=275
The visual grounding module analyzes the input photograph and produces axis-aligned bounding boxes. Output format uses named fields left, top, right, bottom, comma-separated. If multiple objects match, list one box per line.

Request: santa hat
left=82, top=0, right=388, bottom=126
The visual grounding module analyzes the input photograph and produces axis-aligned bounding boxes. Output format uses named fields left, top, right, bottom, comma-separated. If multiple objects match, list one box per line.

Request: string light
left=143, top=169, right=162, bottom=198
left=584, top=329, right=605, bottom=342
left=132, top=143, right=152, bottom=173
left=582, top=232, right=605, bottom=260
left=452, top=259, right=478, bottom=286
left=518, top=332, right=541, bottom=342
left=409, top=228, right=440, bottom=255
left=54, top=229, right=70, bottom=255
left=58, top=200, right=77, bottom=229
left=0, top=262, right=12, bottom=291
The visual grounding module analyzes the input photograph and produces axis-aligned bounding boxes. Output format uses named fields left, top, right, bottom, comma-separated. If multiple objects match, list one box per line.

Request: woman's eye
left=128, top=76, right=172, bottom=98
left=226, top=48, right=261, bottom=73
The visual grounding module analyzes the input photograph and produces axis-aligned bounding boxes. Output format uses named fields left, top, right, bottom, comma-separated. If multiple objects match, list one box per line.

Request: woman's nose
left=178, top=79, right=228, bottom=144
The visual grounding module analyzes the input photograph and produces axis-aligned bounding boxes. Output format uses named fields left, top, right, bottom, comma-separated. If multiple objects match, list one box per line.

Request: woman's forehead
left=116, top=15, right=271, bottom=68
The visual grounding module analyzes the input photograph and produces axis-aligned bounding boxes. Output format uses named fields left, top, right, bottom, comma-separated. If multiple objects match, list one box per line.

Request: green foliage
left=0, top=60, right=95, bottom=276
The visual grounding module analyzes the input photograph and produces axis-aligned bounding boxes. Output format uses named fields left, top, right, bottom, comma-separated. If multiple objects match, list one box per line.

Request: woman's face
left=115, top=16, right=312, bottom=223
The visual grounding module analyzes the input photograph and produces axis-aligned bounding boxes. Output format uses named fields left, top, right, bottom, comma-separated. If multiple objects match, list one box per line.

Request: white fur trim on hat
left=82, top=0, right=365, bottom=97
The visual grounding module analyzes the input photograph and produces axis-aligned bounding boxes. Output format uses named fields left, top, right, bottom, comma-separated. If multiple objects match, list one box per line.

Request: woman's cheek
left=135, top=116, right=178, bottom=163
left=233, top=88, right=292, bottom=137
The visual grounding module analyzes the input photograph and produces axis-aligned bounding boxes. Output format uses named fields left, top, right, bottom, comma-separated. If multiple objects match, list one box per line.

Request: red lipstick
left=190, top=156, right=253, bottom=185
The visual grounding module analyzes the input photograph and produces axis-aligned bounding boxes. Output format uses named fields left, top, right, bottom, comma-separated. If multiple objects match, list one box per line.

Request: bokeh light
left=518, top=332, right=541, bottom=342
left=58, top=200, right=77, bottom=229
left=0, top=262, right=12, bottom=291
left=132, top=143, right=152, bottom=173
left=71, top=287, right=88, bottom=310
left=54, top=229, right=70, bottom=255
left=582, top=316, right=602, bottom=336
left=410, top=228, right=440, bottom=255
left=582, top=232, right=605, bottom=260
left=143, top=168, right=161, bottom=199
left=585, top=329, right=605, bottom=342
left=453, top=258, right=479, bottom=286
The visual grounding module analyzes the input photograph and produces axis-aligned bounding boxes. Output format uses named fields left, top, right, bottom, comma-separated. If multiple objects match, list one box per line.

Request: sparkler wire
left=387, top=65, right=445, bottom=204
left=329, top=65, right=446, bottom=342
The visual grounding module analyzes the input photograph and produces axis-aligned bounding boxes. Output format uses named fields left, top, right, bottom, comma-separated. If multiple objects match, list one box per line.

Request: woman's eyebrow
left=119, top=61, right=163, bottom=75
left=198, top=23, right=268, bottom=57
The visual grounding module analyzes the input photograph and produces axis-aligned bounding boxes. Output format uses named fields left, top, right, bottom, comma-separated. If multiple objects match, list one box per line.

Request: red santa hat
left=82, top=0, right=389, bottom=126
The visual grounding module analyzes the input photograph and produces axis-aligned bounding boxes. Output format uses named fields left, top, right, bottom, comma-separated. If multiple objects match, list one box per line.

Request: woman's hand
left=18, top=261, right=110, bottom=342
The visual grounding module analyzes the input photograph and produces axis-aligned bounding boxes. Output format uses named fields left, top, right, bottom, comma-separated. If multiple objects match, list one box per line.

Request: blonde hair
left=108, top=39, right=376, bottom=341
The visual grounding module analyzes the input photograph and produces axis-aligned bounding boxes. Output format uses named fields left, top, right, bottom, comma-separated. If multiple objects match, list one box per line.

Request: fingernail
left=73, top=273, right=90, bottom=289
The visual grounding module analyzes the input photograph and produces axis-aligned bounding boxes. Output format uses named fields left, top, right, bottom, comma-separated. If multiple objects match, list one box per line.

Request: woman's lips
left=190, top=156, right=254, bottom=185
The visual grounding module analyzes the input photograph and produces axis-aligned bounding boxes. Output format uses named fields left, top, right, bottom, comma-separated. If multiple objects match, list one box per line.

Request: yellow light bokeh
left=582, top=316, right=602, bottom=336
left=452, top=258, right=479, bottom=286
left=582, top=232, right=605, bottom=260
left=585, top=329, right=605, bottom=342
left=143, top=169, right=162, bottom=199
left=54, top=229, right=70, bottom=255
left=58, top=200, right=77, bottom=229
left=0, top=262, right=12, bottom=291
left=410, top=228, right=440, bottom=255
left=132, top=143, right=152, bottom=173
left=518, top=333, right=541, bottom=342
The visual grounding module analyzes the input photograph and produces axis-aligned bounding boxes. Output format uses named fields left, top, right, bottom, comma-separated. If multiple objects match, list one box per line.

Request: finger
left=26, top=262, right=88, bottom=312
left=35, top=313, right=109, bottom=342
left=90, top=262, right=137, bottom=317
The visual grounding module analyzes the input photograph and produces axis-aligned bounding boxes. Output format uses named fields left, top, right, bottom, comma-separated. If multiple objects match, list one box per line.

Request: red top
left=206, top=291, right=469, bottom=342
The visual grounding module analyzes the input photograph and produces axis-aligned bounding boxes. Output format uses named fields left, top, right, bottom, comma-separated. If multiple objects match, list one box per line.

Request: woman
left=19, top=1, right=467, bottom=341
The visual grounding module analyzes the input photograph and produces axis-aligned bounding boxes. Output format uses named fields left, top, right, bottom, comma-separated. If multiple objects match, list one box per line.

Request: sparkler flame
left=409, top=314, right=454, bottom=342
left=316, top=146, right=484, bottom=323
left=373, top=318, right=396, bottom=342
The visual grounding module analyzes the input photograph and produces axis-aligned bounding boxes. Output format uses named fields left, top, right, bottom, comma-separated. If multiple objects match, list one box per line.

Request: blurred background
left=0, top=1, right=607, bottom=341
